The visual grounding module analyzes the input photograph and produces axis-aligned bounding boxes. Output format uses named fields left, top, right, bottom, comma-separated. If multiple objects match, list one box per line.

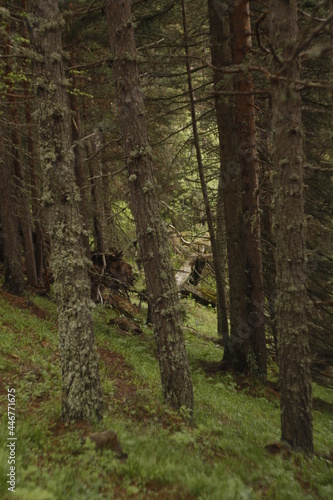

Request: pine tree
left=269, top=0, right=313, bottom=452
left=105, top=0, right=194, bottom=413
left=30, top=0, right=103, bottom=422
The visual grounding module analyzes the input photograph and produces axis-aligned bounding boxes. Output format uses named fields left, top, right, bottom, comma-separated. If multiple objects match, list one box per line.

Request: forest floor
left=0, top=289, right=333, bottom=499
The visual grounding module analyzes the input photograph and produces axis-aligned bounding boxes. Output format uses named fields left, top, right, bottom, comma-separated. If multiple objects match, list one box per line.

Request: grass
left=0, top=290, right=332, bottom=499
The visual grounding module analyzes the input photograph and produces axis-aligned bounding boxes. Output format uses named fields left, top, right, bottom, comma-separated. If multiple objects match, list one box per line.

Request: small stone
left=85, top=430, right=127, bottom=459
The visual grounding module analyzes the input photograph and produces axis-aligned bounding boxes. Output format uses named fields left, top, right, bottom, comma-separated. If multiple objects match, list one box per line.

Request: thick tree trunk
left=105, top=0, right=193, bottom=413
left=208, top=0, right=248, bottom=369
left=269, top=0, right=313, bottom=452
left=30, top=0, right=103, bottom=422
left=231, top=1, right=267, bottom=381
left=181, top=0, right=229, bottom=348
left=0, top=125, right=24, bottom=296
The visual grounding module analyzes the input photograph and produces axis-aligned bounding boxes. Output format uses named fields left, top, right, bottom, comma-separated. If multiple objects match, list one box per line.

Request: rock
left=85, top=430, right=127, bottom=459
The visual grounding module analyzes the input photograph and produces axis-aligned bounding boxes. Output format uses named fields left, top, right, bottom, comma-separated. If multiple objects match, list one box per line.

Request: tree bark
left=105, top=0, right=193, bottom=413
left=69, top=70, right=90, bottom=257
left=10, top=112, right=38, bottom=288
left=231, top=0, right=267, bottom=381
left=4, top=24, right=38, bottom=288
left=269, top=0, right=313, bottom=452
left=0, top=125, right=24, bottom=296
left=208, top=0, right=248, bottom=369
left=22, top=0, right=45, bottom=284
left=30, top=0, right=103, bottom=422
left=87, top=129, right=108, bottom=255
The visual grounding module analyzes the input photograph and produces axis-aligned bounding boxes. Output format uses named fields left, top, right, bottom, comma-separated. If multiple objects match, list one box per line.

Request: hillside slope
left=0, top=291, right=333, bottom=499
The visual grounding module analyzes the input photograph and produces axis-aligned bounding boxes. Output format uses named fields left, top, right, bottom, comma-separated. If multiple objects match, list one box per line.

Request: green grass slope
left=0, top=291, right=332, bottom=499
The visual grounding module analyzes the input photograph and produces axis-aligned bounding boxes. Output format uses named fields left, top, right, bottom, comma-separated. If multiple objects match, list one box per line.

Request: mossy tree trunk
left=231, top=0, right=267, bottom=381
left=105, top=0, right=193, bottom=413
left=269, top=0, right=313, bottom=452
left=30, top=0, right=103, bottom=422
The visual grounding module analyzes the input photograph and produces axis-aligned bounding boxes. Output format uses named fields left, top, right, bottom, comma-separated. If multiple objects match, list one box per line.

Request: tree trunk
left=22, top=0, right=45, bottom=284
left=10, top=117, right=38, bottom=288
left=208, top=0, right=248, bottom=370
left=25, top=86, right=45, bottom=283
left=231, top=1, right=267, bottom=381
left=105, top=0, right=193, bottom=413
left=30, top=0, right=103, bottom=422
left=87, top=129, right=108, bottom=255
left=269, top=0, right=313, bottom=452
left=69, top=70, right=90, bottom=257
left=0, top=125, right=24, bottom=296
left=181, top=0, right=229, bottom=348
left=4, top=25, right=38, bottom=288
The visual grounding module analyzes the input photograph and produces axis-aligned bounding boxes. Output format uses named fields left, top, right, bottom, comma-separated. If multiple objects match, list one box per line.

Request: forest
left=0, top=0, right=333, bottom=498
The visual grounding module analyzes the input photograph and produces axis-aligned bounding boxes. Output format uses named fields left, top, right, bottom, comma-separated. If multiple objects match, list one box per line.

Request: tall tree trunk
left=216, top=180, right=229, bottom=347
left=4, top=25, right=38, bottom=287
left=105, top=0, right=193, bottom=413
left=208, top=0, right=248, bottom=370
left=0, top=125, right=24, bottom=296
left=87, top=129, right=108, bottom=255
left=231, top=1, right=267, bottom=380
left=10, top=110, right=38, bottom=288
left=25, top=86, right=45, bottom=283
left=30, top=0, right=103, bottom=422
left=22, top=0, right=45, bottom=283
left=269, top=0, right=313, bottom=452
left=181, top=0, right=229, bottom=348
left=69, top=72, right=90, bottom=257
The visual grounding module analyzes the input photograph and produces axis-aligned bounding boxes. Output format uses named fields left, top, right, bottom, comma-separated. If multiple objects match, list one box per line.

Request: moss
left=279, top=158, right=288, bottom=167
left=143, top=181, right=154, bottom=194
left=50, top=52, right=61, bottom=63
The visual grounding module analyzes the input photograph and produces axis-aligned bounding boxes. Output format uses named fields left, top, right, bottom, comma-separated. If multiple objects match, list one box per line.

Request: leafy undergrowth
left=0, top=291, right=333, bottom=499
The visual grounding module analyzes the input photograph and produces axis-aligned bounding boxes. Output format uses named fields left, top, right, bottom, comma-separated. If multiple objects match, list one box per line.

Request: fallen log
left=179, top=283, right=216, bottom=307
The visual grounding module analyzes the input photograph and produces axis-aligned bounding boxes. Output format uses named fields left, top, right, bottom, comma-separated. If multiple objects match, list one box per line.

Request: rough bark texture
left=0, top=125, right=24, bottom=296
left=30, top=0, right=103, bottom=422
left=181, top=0, right=229, bottom=347
left=208, top=0, right=248, bottom=369
left=105, top=0, right=193, bottom=413
left=231, top=0, right=267, bottom=380
left=269, top=0, right=313, bottom=452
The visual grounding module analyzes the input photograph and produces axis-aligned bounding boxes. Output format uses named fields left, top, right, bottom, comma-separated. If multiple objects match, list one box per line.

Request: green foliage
left=0, top=294, right=333, bottom=498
